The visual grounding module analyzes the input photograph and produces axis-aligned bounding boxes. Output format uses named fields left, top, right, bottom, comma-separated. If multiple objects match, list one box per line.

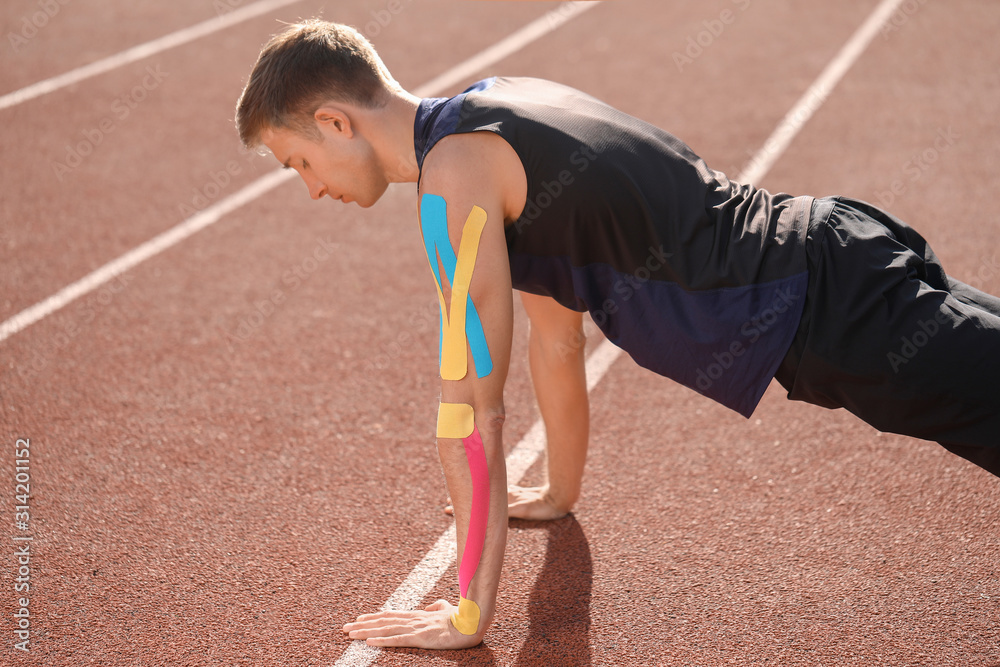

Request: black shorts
left=774, top=196, right=1000, bottom=476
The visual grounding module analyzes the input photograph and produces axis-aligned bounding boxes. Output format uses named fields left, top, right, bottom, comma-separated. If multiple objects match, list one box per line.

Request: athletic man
left=235, top=20, right=1000, bottom=650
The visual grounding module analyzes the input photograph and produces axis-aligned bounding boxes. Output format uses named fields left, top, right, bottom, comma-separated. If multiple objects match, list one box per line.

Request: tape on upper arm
left=420, top=194, right=493, bottom=380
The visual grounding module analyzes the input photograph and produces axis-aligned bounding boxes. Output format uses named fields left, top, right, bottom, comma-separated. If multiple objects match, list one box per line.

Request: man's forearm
left=528, top=324, right=590, bottom=510
left=437, top=414, right=508, bottom=638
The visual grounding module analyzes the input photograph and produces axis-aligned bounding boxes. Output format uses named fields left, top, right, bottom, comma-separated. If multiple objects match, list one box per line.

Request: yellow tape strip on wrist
left=437, top=402, right=475, bottom=439
left=451, top=596, right=481, bottom=636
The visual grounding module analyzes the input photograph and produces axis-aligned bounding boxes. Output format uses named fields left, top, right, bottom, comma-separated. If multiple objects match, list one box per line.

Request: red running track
left=2, top=1, right=999, bottom=665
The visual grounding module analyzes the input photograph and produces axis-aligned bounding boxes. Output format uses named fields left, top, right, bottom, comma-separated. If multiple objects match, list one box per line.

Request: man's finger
left=344, top=611, right=418, bottom=628
left=424, top=599, right=450, bottom=611
left=366, top=632, right=424, bottom=647
left=347, top=622, right=417, bottom=639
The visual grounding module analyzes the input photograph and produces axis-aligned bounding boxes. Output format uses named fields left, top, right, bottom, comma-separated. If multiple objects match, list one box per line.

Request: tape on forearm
left=420, top=194, right=493, bottom=380
left=451, top=596, right=482, bottom=636
left=455, top=422, right=490, bottom=635
left=437, top=403, right=490, bottom=635
left=437, top=402, right=474, bottom=439
left=435, top=407, right=490, bottom=635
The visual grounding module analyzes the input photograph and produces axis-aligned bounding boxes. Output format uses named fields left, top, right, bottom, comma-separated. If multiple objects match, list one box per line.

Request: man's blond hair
left=235, top=20, right=396, bottom=148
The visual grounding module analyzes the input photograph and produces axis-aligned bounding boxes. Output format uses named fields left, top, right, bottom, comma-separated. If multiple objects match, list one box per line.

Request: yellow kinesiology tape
left=436, top=402, right=475, bottom=439
left=441, top=205, right=488, bottom=380
left=420, top=194, right=492, bottom=381
left=451, top=596, right=481, bottom=636
left=436, top=401, right=488, bottom=637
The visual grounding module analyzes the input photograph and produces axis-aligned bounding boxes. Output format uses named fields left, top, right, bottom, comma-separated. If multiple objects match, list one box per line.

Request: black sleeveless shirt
left=414, top=77, right=812, bottom=417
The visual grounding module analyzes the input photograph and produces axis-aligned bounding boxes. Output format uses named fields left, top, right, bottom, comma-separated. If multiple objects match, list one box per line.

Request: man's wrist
left=542, top=483, right=578, bottom=513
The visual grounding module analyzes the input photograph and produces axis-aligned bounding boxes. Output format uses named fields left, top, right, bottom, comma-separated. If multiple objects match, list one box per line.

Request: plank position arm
left=342, top=134, right=514, bottom=649
left=511, top=291, right=590, bottom=519
left=443, top=293, right=591, bottom=520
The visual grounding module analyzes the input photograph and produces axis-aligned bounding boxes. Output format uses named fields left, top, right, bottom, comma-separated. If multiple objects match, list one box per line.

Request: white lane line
left=0, top=0, right=303, bottom=112
left=333, top=0, right=908, bottom=664
left=0, top=1, right=599, bottom=345
left=410, top=0, right=596, bottom=98
left=0, top=169, right=294, bottom=343
left=739, top=0, right=907, bottom=185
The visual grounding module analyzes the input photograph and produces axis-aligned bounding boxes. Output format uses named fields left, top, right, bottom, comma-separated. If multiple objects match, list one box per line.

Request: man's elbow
left=475, top=405, right=506, bottom=438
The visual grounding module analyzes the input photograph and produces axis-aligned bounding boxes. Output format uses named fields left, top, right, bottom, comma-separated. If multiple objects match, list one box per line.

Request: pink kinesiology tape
left=458, top=424, right=490, bottom=599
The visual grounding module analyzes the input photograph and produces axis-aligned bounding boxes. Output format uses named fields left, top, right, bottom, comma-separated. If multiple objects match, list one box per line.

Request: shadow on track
left=514, top=515, right=593, bottom=666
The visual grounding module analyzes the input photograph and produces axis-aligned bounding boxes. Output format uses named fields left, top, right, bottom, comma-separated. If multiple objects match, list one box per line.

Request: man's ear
left=314, top=106, right=353, bottom=138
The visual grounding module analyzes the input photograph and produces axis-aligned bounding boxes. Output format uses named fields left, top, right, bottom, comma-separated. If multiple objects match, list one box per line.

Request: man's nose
left=307, top=178, right=327, bottom=200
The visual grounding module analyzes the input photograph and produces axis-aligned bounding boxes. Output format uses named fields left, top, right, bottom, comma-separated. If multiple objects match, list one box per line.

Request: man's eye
left=302, top=160, right=310, bottom=170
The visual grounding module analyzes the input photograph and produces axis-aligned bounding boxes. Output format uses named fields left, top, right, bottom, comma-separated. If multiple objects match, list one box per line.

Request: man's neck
left=369, top=89, right=422, bottom=185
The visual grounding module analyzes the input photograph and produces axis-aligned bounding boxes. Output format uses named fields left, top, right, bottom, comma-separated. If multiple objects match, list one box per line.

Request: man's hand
left=445, top=484, right=570, bottom=521
left=342, top=600, right=483, bottom=649
left=507, top=484, right=571, bottom=520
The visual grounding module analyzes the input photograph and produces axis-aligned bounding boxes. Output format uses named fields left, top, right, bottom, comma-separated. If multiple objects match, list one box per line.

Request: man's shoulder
left=419, top=131, right=526, bottom=222
left=421, top=129, right=522, bottom=186
left=423, top=131, right=503, bottom=170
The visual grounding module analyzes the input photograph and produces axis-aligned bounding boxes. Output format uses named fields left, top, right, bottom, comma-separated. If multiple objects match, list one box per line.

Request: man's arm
left=342, top=134, right=514, bottom=649
left=509, top=291, right=590, bottom=519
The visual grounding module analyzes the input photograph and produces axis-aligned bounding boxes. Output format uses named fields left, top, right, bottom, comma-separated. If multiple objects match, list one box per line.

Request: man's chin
left=345, top=198, right=374, bottom=209
left=355, top=185, right=390, bottom=208
left=334, top=195, right=368, bottom=207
